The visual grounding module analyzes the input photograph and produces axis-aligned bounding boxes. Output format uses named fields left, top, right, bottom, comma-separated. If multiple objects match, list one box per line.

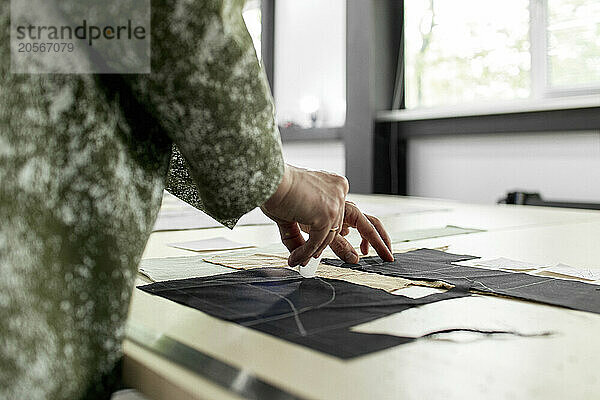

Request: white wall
left=408, top=131, right=600, bottom=204
left=282, top=140, right=345, bottom=176
left=274, top=0, right=346, bottom=128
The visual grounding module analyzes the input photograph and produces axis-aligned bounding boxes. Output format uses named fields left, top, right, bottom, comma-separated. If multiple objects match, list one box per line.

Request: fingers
left=313, top=229, right=336, bottom=259
left=297, top=177, right=347, bottom=262
left=283, top=201, right=394, bottom=266
left=339, top=223, right=350, bottom=236
left=344, top=203, right=394, bottom=262
left=277, top=221, right=305, bottom=253
left=288, top=226, right=330, bottom=267
left=358, top=215, right=392, bottom=257
left=290, top=200, right=344, bottom=265
left=266, top=170, right=351, bottom=266
left=360, top=237, right=369, bottom=255
left=313, top=203, right=345, bottom=258
left=366, top=214, right=392, bottom=252
left=329, top=235, right=359, bottom=264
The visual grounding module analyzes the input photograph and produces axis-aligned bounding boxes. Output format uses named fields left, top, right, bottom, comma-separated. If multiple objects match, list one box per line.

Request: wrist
left=263, top=164, right=294, bottom=210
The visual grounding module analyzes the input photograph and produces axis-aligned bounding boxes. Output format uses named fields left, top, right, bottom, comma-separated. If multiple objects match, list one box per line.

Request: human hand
left=261, top=164, right=394, bottom=267
left=329, top=201, right=394, bottom=264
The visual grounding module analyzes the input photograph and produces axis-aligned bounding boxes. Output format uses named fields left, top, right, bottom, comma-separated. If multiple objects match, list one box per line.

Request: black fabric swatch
left=323, top=248, right=600, bottom=315
left=138, top=268, right=469, bottom=359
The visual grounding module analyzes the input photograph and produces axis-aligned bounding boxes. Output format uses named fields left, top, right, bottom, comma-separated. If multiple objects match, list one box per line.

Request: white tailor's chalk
left=299, top=256, right=321, bottom=278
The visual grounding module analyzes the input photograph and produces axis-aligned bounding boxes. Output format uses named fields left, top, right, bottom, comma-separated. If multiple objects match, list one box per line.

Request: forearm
left=128, top=0, right=284, bottom=223
left=262, top=164, right=294, bottom=211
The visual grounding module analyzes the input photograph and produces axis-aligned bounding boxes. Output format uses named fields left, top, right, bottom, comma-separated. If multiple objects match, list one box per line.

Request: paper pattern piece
left=324, top=249, right=600, bottom=315
left=145, top=250, right=412, bottom=291
left=138, top=256, right=234, bottom=282
left=354, top=202, right=447, bottom=217
left=168, top=237, right=254, bottom=252
left=476, top=257, right=546, bottom=271
left=539, top=264, right=600, bottom=282
left=138, top=268, right=470, bottom=359
left=389, top=225, right=483, bottom=244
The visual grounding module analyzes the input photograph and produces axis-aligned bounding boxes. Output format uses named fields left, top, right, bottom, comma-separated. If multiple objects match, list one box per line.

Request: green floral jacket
left=0, top=0, right=283, bottom=398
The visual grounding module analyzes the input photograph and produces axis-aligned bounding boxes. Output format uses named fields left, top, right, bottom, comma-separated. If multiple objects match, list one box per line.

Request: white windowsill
left=376, top=94, right=600, bottom=122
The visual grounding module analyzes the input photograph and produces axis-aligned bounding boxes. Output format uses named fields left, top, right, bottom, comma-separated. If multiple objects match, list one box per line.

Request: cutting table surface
left=123, top=194, right=600, bottom=400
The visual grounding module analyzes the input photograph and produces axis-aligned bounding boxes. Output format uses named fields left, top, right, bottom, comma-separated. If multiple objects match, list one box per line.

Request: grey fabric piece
left=324, top=249, right=600, bottom=315
left=139, top=268, right=471, bottom=359
left=0, top=1, right=284, bottom=398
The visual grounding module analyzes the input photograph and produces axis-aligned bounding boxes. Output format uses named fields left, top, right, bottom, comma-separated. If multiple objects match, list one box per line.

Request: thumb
left=288, top=226, right=329, bottom=267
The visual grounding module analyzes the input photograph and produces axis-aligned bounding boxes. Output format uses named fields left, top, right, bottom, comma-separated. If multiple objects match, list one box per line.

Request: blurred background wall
left=244, top=0, right=600, bottom=204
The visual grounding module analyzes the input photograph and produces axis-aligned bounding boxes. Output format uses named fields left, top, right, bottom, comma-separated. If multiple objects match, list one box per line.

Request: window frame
left=532, top=0, right=600, bottom=99
left=260, top=0, right=345, bottom=142
left=387, top=0, right=600, bottom=126
left=374, top=0, right=600, bottom=196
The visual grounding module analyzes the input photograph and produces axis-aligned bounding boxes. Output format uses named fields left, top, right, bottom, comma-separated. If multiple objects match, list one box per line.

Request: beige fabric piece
left=203, top=245, right=451, bottom=270
left=315, top=264, right=412, bottom=292
left=203, top=253, right=289, bottom=269
left=203, top=249, right=452, bottom=293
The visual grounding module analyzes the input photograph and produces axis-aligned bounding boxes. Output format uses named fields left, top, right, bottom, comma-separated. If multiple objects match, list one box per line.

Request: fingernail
left=290, top=258, right=306, bottom=267
left=344, top=252, right=358, bottom=264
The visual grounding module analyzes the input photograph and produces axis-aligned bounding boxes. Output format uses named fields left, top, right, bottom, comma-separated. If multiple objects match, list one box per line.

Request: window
left=404, top=0, right=600, bottom=111
left=546, top=0, right=600, bottom=90
left=243, top=0, right=347, bottom=132
left=273, top=0, right=347, bottom=129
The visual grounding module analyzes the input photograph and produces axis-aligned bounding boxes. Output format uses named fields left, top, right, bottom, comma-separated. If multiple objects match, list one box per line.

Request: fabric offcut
left=203, top=251, right=438, bottom=292
left=315, top=264, right=417, bottom=293
left=138, top=268, right=470, bottom=359
left=323, top=249, right=600, bottom=315
left=202, top=247, right=459, bottom=293
left=204, top=252, right=289, bottom=269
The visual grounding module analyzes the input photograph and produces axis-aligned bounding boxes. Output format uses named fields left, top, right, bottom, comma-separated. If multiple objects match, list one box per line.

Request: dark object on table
left=499, top=191, right=600, bottom=210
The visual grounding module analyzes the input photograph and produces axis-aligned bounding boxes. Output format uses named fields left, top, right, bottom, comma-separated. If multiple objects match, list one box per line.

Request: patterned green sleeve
left=129, top=0, right=284, bottom=227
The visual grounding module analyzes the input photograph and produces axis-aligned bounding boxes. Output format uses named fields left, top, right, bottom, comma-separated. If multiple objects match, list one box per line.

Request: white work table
left=123, top=194, right=600, bottom=400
